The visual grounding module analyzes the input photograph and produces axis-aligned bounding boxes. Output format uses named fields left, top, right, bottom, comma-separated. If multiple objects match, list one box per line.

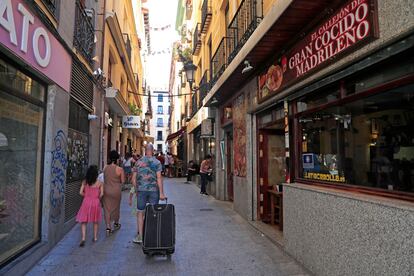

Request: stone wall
left=283, top=184, right=414, bottom=276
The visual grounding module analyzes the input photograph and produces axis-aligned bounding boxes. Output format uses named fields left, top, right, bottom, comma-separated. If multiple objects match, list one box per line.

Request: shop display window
left=0, top=59, right=45, bottom=265
left=298, top=83, right=414, bottom=194
left=0, top=59, right=44, bottom=102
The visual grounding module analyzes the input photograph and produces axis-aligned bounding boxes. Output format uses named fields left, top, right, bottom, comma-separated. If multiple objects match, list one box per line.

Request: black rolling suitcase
left=142, top=199, right=175, bottom=256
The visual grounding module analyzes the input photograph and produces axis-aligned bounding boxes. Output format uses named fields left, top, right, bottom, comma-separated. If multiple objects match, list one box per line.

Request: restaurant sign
left=258, top=0, right=378, bottom=102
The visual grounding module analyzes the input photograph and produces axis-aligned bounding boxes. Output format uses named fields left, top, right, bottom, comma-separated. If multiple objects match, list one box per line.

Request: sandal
left=79, top=240, right=85, bottom=247
left=106, top=228, right=112, bottom=236
left=114, top=223, right=121, bottom=231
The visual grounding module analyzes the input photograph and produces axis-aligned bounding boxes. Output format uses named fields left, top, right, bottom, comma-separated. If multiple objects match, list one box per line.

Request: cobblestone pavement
left=27, top=178, right=309, bottom=276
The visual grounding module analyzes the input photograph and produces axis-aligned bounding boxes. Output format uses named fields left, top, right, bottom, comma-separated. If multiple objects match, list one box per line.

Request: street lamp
left=183, top=62, right=197, bottom=91
left=141, top=111, right=151, bottom=134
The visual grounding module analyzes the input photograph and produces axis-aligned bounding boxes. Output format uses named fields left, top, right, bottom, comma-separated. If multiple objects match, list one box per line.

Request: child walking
left=76, top=165, right=104, bottom=247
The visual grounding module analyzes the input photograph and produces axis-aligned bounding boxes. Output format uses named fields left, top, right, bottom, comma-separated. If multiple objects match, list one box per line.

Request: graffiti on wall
left=233, top=94, right=247, bottom=177
left=50, top=130, right=67, bottom=224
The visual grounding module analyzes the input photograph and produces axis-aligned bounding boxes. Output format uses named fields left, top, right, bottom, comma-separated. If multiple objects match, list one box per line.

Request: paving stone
left=26, top=178, right=309, bottom=276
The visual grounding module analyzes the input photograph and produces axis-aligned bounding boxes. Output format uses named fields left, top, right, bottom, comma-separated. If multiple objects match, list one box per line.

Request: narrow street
left=27, top=178, right=309, bottom=276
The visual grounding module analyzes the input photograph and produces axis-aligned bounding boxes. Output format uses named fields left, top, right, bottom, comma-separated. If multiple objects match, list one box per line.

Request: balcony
left=211, top=37, right=230, bottom=85
left=192, top=23, right=201, bottom=55
left=41, top=0, right=59, bottom=18
left=73, top=0, right=95, bottom=66
left=200, top=0, right=212, bottom=34
left=199, top=71, right=210, bottom=106
left=227, top=0, right=263, bottom=64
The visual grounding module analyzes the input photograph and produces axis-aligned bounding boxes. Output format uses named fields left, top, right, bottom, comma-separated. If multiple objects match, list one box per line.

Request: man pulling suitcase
left=132, top=143, right=166, bottom=244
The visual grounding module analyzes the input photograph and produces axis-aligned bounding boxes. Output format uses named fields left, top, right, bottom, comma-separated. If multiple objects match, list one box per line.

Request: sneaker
left=203, top=192, right=209, bottom=196
left=133, top=235, right=142, bottom=244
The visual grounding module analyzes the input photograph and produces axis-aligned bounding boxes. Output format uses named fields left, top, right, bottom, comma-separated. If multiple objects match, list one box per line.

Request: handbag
left=206, top=173, right=213, bottom=182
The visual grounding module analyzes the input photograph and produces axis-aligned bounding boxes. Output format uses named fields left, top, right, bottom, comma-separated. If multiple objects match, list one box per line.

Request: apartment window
left=158, top=94, right=163, bottom=102
left=157, top=144, right=163, bottom=152
left=157, top=106, right=163, bottom=114
left=157, top=131, right=163, bottom=141
left=157, top=118, right=163, bottom=127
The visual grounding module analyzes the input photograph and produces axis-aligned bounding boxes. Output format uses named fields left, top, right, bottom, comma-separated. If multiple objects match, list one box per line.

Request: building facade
left=0, top=0, right=147, bottom=274
left=0, top=0, right=96, bottom=272
left=149, top=90, right=170, bottom=153
left=101, top=0, right=145, bottom=162
left=187, top=0, right=414, bottom=275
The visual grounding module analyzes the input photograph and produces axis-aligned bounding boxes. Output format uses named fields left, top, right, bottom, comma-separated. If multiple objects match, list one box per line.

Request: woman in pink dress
left=76, top=165, right=104, bottom=247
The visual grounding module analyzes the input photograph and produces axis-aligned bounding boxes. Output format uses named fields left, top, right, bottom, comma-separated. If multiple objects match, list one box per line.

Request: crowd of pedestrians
left=74, top=145, right=213, bottom=246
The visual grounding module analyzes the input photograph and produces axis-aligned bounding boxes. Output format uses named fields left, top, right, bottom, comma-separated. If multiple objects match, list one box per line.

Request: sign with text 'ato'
left=0, top=0, right=72, bottom=91
left=122, top=116, right=141, bottom=128
left=258, top=0, right=379, bottom=102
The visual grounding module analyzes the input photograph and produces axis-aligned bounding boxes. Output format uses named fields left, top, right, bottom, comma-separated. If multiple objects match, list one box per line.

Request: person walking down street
left=164, top=152, right=170, bottom=177
left=76, top=165, right=104, bottom=247
left=131, top=144, right=166, bottom=244
left=123, top=152, right=133, bottom=184
left=157, top=153, right=165, bottom=175
left=199, top=155, right=213, bottom=196
left=103, top=150, right=125, bottom=235
left=185, top=160, right=198, bottom=183
left=166, top=152, right=174, bottom=177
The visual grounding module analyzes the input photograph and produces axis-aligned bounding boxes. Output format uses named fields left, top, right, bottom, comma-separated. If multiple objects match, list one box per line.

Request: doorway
left=257, top=124, right=286, bottom=228
left=226, top=131, right=234, bottom=201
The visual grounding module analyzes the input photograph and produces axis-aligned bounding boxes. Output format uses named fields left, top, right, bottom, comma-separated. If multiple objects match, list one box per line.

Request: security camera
left=93, top=68, right=103, bottom=76
left=88, top=114, right=98, bottom=120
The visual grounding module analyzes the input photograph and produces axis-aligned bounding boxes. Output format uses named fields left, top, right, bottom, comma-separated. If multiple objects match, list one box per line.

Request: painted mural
left=233, top=94, right=247, bottom=177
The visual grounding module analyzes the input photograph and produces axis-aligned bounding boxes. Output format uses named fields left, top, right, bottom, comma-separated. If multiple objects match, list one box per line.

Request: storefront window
left=345, top=49, right=414, bottom=95
left=297, top=83, right=340, bottom=113
left=299, top=83, right=414, bottom=193
left=0, top=59, right=45, bottom=102
left=0, top=62, right=45, bottom=264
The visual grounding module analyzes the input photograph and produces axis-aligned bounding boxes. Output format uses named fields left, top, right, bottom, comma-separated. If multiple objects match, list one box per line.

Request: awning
left=166, top=127, right=186, bottom=142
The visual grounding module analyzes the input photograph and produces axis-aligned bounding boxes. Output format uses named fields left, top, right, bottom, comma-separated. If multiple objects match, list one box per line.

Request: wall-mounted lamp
left=241, top=60, right=253, bottom=74
left=183, top=62, right=198, bottom=91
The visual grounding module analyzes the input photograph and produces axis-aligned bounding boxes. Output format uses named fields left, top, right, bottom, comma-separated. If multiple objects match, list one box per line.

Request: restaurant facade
left=202, top=0, right=414, bottom=275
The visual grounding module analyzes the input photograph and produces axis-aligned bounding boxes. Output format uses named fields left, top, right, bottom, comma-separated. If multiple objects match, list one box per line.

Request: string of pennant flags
left=143, top=48, right=172, bottom=56
left=145, top=24, right=172, bottom=31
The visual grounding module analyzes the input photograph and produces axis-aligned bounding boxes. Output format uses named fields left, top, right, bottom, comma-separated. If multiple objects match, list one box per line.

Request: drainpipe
left=251, top=114, right=255, bottom=221
left=98, top=0, right=107, bottom=170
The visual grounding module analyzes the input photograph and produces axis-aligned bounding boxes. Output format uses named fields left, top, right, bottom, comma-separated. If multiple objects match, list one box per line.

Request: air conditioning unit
left=104, top=112, right=110, bottom=127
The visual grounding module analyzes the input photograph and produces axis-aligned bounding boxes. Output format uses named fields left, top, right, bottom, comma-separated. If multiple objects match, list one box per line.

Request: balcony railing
left=199, top=71, right=210, bottom=106
left=192, top=23, right=201, bottom=55
left=124, top=35, right=132, bottom=62
left=200, top=0, right=212, bottom=34
left=191, top=94, right=198, bottom=116
left=73, top=0, right=95, bottom=66
left=227, top=0, right=263, bottom=64
left=211, top=37, right=229, bottom=85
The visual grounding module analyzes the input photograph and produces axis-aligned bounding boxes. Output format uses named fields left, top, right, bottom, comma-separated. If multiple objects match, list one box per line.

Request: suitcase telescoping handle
left=159, top=197, right=168, bottom=204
